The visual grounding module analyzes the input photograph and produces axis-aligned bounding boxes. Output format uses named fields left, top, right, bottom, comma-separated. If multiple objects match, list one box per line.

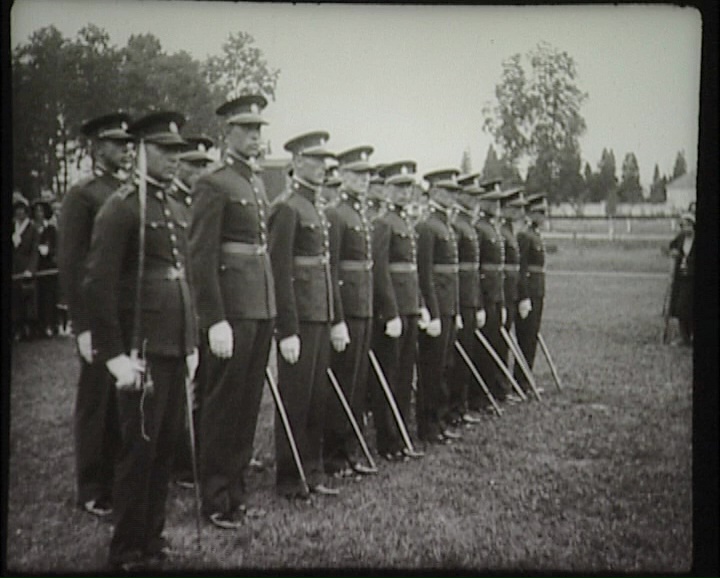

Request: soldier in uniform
left=320, top=163, right=341, bottom=209
left=173, top=135, right=215, bottom=207
left=268, top=131, right=338, bottom=499
left=366, top=164, right=387, bottom=222
left=368, top=161, right=425, bottom=461
left=445, top=174, right=486, bottom=426
left=188, top=95, right=276, bottom=528
left=515, top=193, right=548, bottom=387
left=323, top=146, right=376, bottom=478
left=83, top=111, right=198, bottom=569
left=415, top=169, right=463, bottom=445
left=57, top=112, right=133, bottom=516
left=498, top=186, right=529, bottom=403
left=471, top=177, right=509, bottom=408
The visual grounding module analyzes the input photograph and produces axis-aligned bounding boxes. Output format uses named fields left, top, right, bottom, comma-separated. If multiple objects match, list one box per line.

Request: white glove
left=186, top=348, right=199, bottom=382
left=208, top=320, right=233, bottom=359
left=38, top=244, right=49, bottom=256
left=330, top=321, right=351, bottom=352
left=418, top=307, right=431, bottom=330
left=518, top=298, right=532, bottom=320
left=455, top=314, right=464, bottom=330
left=501, top=307, right=507, bottom=326
left=475, top=309, right=486, bottom=329
left=385, top=316, right=402, bottom=338
left=426, top=318, right=442, bottom=338
left=279, top=335, right=301, bottom=364
left=106, top=354, right=145, bottom=390
left=77, top=330, right=93, bottom=363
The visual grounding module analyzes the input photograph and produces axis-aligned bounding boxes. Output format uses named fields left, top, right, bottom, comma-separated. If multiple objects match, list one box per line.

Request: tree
left=481, top=144, right=501, bottom=180
left=618, top=152, right=642, bottom=203
left=597, top=148, right=618, bottom=203
left=203, top=31, right=280, bottom=101
left=672, top=150, right=687, bottom=180
left=649, top=163, right=667, bottom=203
left=483, top=42, right=588, bottom=202
left=460, top=149, right=472, bottom=174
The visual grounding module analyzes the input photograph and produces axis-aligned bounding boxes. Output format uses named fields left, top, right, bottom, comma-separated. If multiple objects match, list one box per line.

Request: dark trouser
left=275, top=322, right=331, bottom=494
left=109, top=355, right=185, bottom=563
left=447, top=308, right=477, bottom=422
left=417, top=315, right=455, bottom=440
left=324, top=317, right=373, bottom=473
left=471, top=302, right=507, bottom=406
left=515, top=297, right=544, bottom=393
left=497, top=299, right=517, bottom=368
left=37, top=273, right=58, bottom=333
left=673, top=276, right=693, bottom=344
left=370, top=315, right=418, bottom=455
left=74, top=358, right=120, bottom=505
left=199, top=319, right=273, bottom=515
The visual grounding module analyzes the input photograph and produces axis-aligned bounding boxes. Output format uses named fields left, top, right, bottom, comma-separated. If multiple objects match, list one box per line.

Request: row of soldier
left=57, top=95, right=549, bottom=570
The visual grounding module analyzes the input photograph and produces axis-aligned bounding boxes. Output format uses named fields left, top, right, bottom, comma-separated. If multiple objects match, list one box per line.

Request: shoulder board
left=116, top=182, right=137, bottom=199
left=69, top=175, right=95, bottom=191
left=205, top=160, right=226, bottom=174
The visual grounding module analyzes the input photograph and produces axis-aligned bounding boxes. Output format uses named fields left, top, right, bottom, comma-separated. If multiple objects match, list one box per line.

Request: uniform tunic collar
left=292, top=177, right=321, bottom=203
left=225, top=150, right=255, bottom=179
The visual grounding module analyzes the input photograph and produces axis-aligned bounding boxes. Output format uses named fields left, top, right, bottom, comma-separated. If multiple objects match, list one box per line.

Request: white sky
left=11, top=1, right=702, bottom=186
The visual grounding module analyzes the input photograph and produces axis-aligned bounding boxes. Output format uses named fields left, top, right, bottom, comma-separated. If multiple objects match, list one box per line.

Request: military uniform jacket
left=475, top=217, right=505, bottom=306
left=83, top=177, right=198, bottom=362
left=416, top=206, right=459, bottom=319
left=371, top=205, right=421, bottom=320
left=58, top=167, right=124, bottom=334
left=327, top=193, right=373, bottom=321
left=172, top=177, right=194, bottom=208
left=501, top=222, right=520, bottom=303
left=268, top=178, right=333, bottom=339
left=517, top=226, right=546, bottom=300
left=453, top=212, right=482, bottom=310
left=189, top=153, right=276, bottom=330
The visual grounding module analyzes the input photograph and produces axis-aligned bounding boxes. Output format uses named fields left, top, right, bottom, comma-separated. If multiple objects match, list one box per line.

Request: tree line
left=11, top=25, right=279, bottom=200
left=12, top=28, right=688, bottom=211
left=479, top=42, right=689, bottom=210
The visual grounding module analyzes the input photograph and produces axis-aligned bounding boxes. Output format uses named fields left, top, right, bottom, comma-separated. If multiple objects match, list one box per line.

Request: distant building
left=665, top=170, right=696, bottom=213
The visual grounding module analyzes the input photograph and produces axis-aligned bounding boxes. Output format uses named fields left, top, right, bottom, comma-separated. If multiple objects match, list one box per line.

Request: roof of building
left=666, top=170, right=696, bottom=190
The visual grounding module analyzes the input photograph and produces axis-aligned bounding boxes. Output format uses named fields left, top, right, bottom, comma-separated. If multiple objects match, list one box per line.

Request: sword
left=264, top=368, right=309, bottom=495
left=326, top=368, right=378, bottom=473
left=500, top=325, right=542, bottom=401
left=453, top=340, right=503, bottom=417
left=183, top=371, right=202, bottom=549
left=537, top=332, right=563, bottom=391
left=368, top=349, right=424, bottom=457
left=474, top=329, right=527, bottom=401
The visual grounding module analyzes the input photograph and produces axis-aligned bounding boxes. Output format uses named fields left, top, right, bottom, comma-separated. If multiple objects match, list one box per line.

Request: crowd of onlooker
left=11, top=190, right=69, bottom=341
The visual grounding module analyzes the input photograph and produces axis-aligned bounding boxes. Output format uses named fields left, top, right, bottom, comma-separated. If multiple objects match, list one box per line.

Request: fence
left=545, top=216, right=678, bottom=241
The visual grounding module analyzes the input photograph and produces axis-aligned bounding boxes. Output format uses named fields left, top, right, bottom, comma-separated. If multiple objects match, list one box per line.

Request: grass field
left=6, top=240, right=693, bottom=573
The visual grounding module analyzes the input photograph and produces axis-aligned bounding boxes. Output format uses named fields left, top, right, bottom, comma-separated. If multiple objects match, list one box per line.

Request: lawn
left=6, top=240, right=693, bottom=573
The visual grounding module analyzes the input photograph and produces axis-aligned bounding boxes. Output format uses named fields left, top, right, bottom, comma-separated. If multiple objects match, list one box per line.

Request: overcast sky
left=12, top=1, right=702, bottom=187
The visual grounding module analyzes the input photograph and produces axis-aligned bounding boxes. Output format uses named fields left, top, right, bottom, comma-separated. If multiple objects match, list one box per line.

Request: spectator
left=12, top=192, right=39, bottom=341
left=32, top=196, right=59, bottom=337
left=668, top=212, right=694, bottom=346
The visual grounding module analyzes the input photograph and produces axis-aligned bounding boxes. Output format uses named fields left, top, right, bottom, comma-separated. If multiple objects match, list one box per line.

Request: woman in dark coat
left=12, top=193, right=39, bottom=340
left=32, top=198, right=59, bottom=337
left=668, top=212, right=694, bottom=345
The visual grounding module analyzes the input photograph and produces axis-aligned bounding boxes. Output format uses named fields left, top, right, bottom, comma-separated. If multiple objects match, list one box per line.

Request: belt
left=389, top=262, right=417, bottom=273
left=458, top=262, right=478, bottom=272
left=481, top=263, right=504, bottom=272
left=528, top=265, right=545, bottom=273
left=433, top=263, right=459, bottom=274
left=221, top=241, right=267, bottom=255
left=294, top=255, right=329, bottom=267
left=504, top=264, right=520, bottom=272
left=340, top=259, right=373, bottom=271
left=145, top=266, right=186, bottom=281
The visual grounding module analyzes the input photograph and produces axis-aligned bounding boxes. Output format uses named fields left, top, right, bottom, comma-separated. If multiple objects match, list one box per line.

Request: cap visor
left=228, top=113, right=269, bottom=126
left=146, top=134, right=188, bottom=148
